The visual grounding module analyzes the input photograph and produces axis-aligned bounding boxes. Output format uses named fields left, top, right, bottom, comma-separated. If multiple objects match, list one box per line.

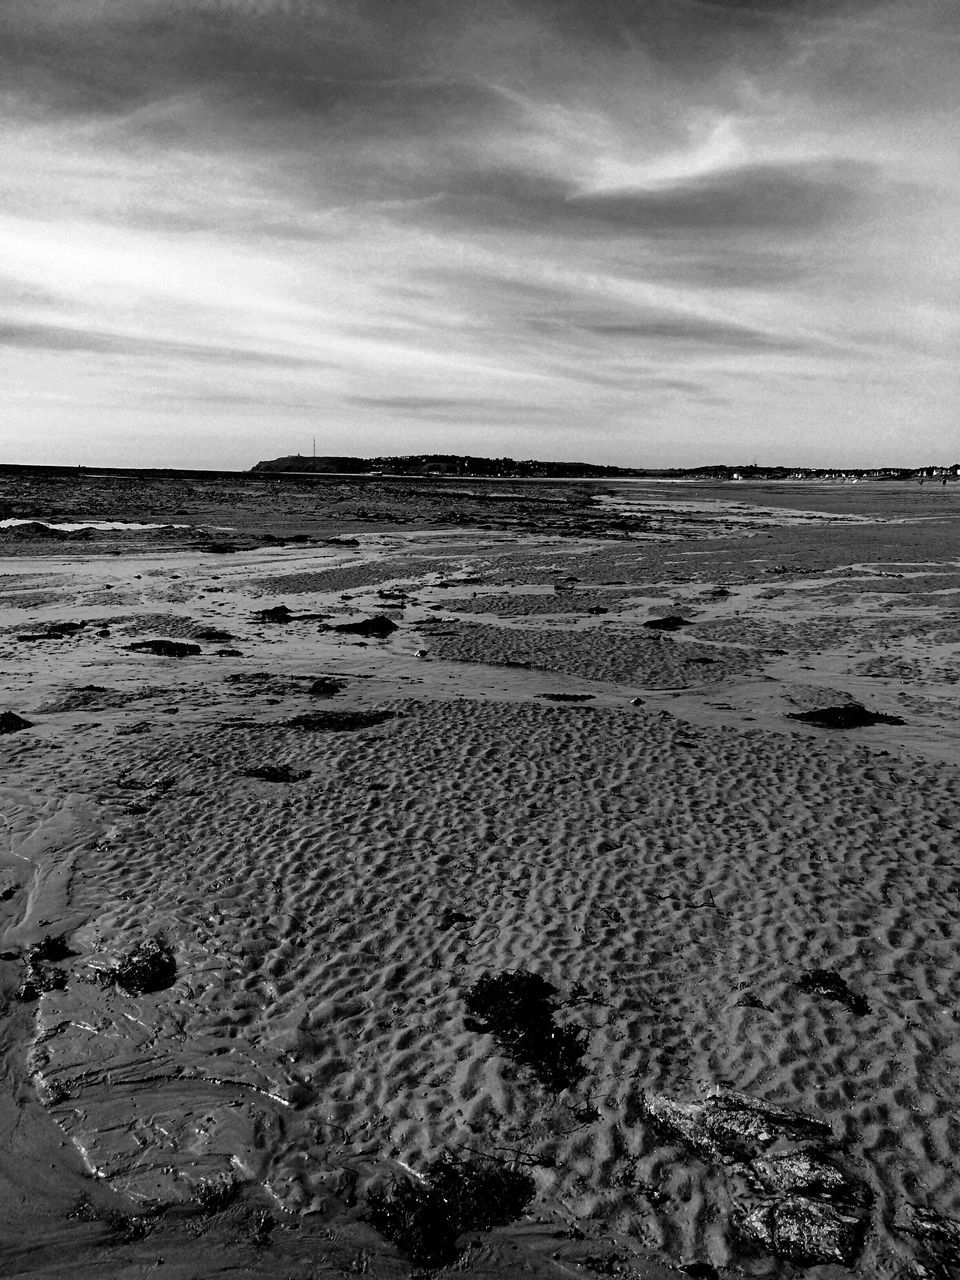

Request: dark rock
left=796, top=968, right=869, bottom=1015
left=736, top=1195, right=867, bottom=1268
left=327, top=536, right=360, bottom=546
left=681, top=1266, right=720, bottom=1279
left=127, top=639, right=201, bottom=657
left=327, top=615, right=398, bottom=639
left=787, top=703, right=905, bottom=729
left=0, top=712, right=32, bottom=733
left=216, top=648, right=243, bottom=657
left=539, top=693, right=595, bottom=702
left=463, top=970, right=586, bottom=1092
left=643, top=615, right=691, bottom=631
left=195, top=628, right=234, bottom=642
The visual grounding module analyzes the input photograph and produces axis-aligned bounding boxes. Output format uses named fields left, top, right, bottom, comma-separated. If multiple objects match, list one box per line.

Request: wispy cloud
left=2, top=0, right=958, bottom=466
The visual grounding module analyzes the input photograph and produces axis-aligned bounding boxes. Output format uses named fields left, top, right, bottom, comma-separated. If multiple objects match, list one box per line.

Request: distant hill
left=251, top=455, right=956, bottom=481
left=251, top=454, right=646, bottom=479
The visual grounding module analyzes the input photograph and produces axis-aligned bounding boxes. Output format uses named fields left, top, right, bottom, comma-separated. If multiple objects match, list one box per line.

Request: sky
left=1, top=0, right=958, bottom=469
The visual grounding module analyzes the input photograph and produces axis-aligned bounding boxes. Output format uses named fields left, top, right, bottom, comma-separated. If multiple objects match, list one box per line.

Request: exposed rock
left=736, top=1195, right=867, bottom=1268
left=640, top=1088, right=833, bottom=1163
left=539, top=693, right=595, bottom=702
left=748, top=1151, right=872, bottom=1209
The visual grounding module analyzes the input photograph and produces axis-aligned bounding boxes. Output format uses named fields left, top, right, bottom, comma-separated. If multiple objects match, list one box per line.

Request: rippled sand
left=2, top=477, right=960, bottom=1278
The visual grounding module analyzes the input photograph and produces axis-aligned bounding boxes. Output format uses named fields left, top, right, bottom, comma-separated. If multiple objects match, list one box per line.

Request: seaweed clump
left=463, top=970, right=587, bottom=1092
left=15, top=935, right=72, bottom=1001
left=367, top=1155, right=535, bottom=1267
left=796, top=968, right=869, bottom=1015
left=287, top=710, right=395, bottom=732
left=787, top=703, right=904, bottom=729
left=99, top=936, right=176, bottom=995
left=127, top=639, right=201, bottom=658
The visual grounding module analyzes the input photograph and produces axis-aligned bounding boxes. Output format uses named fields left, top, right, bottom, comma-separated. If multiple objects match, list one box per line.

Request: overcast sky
left=2, top=0, right=957, bottom=469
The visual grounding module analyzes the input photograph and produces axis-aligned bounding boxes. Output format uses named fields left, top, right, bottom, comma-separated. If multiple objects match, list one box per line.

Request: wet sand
left=1, top=471, right=959, bottom=1278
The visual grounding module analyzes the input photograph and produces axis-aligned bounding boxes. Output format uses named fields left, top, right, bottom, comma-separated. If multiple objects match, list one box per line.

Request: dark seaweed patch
left=796, top=968, right=869, bottom=1015
left=127, top=639, right=201, bottom=657
left=787, top=704, right=904, bottom=729
left=287, top=710, right=395, bottom=732
left=463, top=970, right=587, bottom=1092
left=367, top=1155, right=535, bottom=1266
left=99, top=936, right=176, bottom=995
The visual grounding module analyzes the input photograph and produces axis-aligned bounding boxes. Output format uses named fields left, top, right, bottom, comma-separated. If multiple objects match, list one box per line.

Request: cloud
left=1, top=0, right=958, bottom=466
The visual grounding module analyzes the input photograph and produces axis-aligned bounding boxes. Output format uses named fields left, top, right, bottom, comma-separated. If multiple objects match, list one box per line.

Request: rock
left=736, top=1195, right=867, bottom=1268
left=748, top=1151, right=872, bottom=1209
left=127, top=639, right=201, bottom=657
left=640, top=1088, right=833, bottom=1163
left=254, top=604, right=294, bottom=623
left=796, top=968, right=869, bottom=1015
left=897, top=1203, right=960, bottom=1277
left=0, top=712, right=32, bottom=733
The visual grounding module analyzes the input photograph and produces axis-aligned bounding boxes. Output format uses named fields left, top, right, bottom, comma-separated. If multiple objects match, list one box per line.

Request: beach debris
left=796, top=968, right=869, bottom=1015
left=366, top=1154, right=535, bottom=1267
left=127, top=639, right=201, bottom=657
left=287, top=709, right=395, bottom=732
left=309, top=677, right=347, bottom=697
left=643, top=615, right=692, bottom=631
left=736, top=1195, right=868, bottom=1268
left=244, top=764, right=311, bottom=783
left=896, top=1203, right=960, bottom=1278
left=0, top=712, right=33, bottom=733
left=787, top=703, right=905, bottom=729
left=98, top=935, right=176, bottom=995
left=463, top=970, right=587, bottom=1092
left=326, top=615, right=398, bottom=639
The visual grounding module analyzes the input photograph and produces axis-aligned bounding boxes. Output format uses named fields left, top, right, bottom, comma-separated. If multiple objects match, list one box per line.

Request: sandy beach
left=1, top=470, right=959, bottom=1279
